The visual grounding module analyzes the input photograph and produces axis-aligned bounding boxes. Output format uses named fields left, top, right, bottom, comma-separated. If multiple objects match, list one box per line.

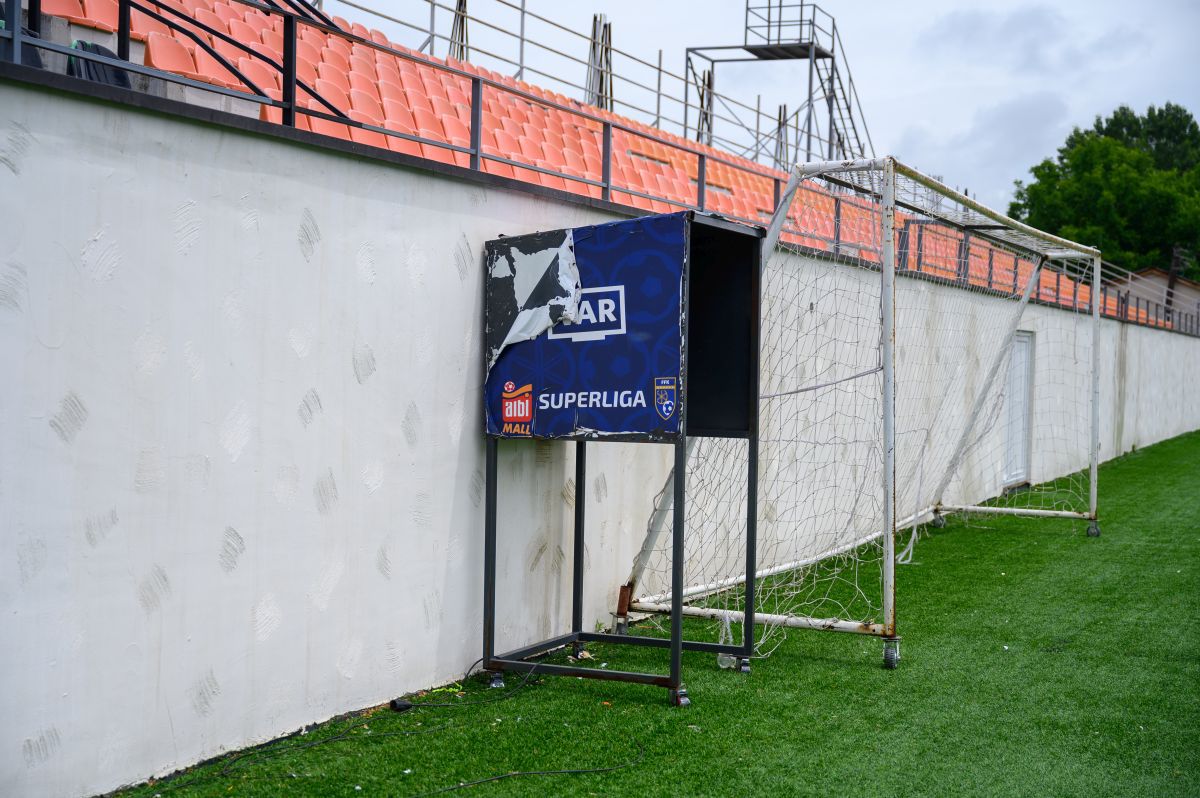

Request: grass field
left=121, top=431, right=1200, bottom=797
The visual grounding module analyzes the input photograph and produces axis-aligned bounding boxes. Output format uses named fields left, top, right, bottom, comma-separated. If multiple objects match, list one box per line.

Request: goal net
left=620, top=157, right=1100, bottom=662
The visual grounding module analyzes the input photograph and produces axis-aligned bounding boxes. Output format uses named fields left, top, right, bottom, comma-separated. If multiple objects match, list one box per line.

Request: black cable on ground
left=406, top=742, right=646, bottom=798
left=218, top=719, right=454, bottom=777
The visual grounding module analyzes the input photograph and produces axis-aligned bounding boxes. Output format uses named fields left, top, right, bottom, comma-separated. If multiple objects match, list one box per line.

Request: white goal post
left=617, top=156, right=1102, bottom=667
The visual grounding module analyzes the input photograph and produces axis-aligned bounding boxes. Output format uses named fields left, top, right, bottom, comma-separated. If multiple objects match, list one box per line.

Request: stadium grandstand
left=4, top=0, right=1195, bottom=331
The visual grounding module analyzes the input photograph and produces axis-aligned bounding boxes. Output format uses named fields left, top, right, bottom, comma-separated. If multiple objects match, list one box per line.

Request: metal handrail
left=346, top=0, right=842, bottom=160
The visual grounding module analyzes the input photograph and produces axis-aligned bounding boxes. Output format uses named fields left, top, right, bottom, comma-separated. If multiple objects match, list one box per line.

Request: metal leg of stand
left=572, top=441, right=586, bottom=656
left=742, top=427, right=758, bottom=673
left=669, top=438, right=689, bottom=706
left=483, top=437, right=503, bottom=688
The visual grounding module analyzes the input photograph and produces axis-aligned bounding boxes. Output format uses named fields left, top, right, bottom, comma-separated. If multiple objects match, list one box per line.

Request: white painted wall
left=0, top=81, right=672, bottom=798
left=1, top=81, right=1198, bottom=798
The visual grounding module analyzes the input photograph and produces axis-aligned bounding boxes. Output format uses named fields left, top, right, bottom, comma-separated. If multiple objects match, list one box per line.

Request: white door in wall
left=1003, top=331, right=1034, bottom=486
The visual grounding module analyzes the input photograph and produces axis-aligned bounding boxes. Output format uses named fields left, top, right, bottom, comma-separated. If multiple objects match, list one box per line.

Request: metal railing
left=330, top=0, right=859, bottom=168
left=2, top=0, right=1195, bottom=338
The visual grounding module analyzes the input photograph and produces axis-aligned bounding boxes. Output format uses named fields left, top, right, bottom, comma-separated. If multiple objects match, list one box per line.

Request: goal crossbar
left=619, top=156, right=1102, bottom=663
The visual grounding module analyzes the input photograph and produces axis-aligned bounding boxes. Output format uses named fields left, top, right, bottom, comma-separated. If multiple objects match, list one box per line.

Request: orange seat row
left=41, top=0, right=1125, bottom=318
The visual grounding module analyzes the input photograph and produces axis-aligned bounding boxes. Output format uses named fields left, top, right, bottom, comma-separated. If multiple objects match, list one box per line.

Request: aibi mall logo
left=548, top=286, right=626, bottom=342
left=500, top=381, right=533, bottom=436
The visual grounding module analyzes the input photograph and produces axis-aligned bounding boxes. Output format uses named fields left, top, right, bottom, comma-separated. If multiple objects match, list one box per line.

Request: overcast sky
left=328, top=0, right=1200, bottom=211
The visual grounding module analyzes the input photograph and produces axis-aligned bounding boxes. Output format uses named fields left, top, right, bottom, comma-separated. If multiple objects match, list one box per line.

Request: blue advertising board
left=483, top=212, right=688, bottom=440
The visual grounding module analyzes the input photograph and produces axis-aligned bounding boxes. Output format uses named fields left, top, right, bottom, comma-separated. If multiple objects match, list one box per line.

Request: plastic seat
left=324, top=34, right=351, bottom=60
left=347, top=109, right=388, bottom=149
left=131, top=6, right=170, bottom=41
left=225, top=18, right=257, bottom=45
left=349, top=71, right=380, bottom=99
left=349, top=88, right=383, bottom=120
left=288, top=39, right=316, bottom=65
left=304, top=96, right=351, bottom=140
left=237, top=56, right=279, bottom=93
left=294, top=56, right=318, bottom=89
left=499, top=116, right=523, bottom=139
left=248, top=40, right=279, bottom=62
left=420, top=72, right=448, bottom=102
left=478, top=127, right=514, bottom=178
left=441, top=115, right=472, bottom=167
left=260, top=28, right=283, bottom=54
left=211, top=2, right=239, bottom=25
left=317, top=62, right=350, bottom=93
left=382, top=117, right=422, bottom=157
left=382, top=98, right=415, bottom=132
left=430, top=95, right=456, bottom=121
left=348, top=54, right=374, bottom=79
left=192, top=6, right=225, bottom=35
left=298, top=26, right=326, bottom=50
left=321, top=46, right=350, bottom=73
left=44, top=0, right=111, bottom=29
left=312, top=77, right=349, bottom=112
left=412, top=106, right=446, bottom=142
left=492, top=128, right=539, bottom=182
left=376, top=61, right=401, bottom=86
left=80, top=0, right=120, bottom=31
left=241, top=10, right=271, bottom=35
left=349, top=44, right=376, bottom=64
left=145, top=32, right=200, bottom=79
left=378, top=78, right=405, bottom=105
left=192, top=45, right=240, bottom=88
left=405, top=85, right=434, bottom=114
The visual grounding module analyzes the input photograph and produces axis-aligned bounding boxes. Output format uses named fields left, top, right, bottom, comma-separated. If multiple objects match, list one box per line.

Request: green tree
left=1010, top=104, right=1200, bottom=281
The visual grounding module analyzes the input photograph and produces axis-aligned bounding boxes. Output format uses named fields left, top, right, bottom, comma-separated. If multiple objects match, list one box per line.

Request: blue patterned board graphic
left=485, top=212, right=687, bottom=440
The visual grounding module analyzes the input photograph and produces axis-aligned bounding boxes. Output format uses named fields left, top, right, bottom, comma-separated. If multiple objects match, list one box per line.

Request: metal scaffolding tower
left=685, top=1, right=873, bottom=162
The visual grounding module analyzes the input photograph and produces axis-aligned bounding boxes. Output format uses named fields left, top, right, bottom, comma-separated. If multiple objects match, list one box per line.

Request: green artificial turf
left=119, top=431, right=1200, bottom=797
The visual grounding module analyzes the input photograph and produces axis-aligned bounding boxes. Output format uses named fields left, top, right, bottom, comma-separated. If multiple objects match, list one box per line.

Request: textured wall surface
left=0, top=82, right=674, bottom=798
left=2, top=81, right=1198, bottom=798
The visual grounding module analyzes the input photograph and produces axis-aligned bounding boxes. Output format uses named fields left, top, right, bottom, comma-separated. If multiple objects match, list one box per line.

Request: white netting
left=625, top=161, right=1097, bottom=657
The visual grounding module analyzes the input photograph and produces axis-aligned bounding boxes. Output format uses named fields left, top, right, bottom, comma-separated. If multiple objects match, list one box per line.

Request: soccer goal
left=617, top=157, right=1101, bottom=667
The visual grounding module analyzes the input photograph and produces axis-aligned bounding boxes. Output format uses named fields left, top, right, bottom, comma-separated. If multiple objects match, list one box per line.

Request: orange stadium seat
left=43, top=0, right=109, bottom=29
left=237, top=56, right=278, bottom=94
left=348, top=109, right=388, bottom=148
left=144, top=31, right=199, bottom=79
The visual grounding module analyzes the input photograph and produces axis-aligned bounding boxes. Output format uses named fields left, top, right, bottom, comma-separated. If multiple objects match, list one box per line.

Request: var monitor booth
left=482, top=211, right=763, bottom=705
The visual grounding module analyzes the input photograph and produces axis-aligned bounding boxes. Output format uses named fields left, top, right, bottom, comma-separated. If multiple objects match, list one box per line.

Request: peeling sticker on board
left=483, top=229, right=581, bottom=376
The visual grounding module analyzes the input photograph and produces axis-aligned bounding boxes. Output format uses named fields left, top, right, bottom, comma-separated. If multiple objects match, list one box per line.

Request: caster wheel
left=1087, top=522, right=1101, bottom=538
left=882, top=638, right=901, bottom=670
left=930, top=512, right=946, bottom=529
left=670, top=688, right=690, bottom=707
left=737, top=657, right=751, bottom=674
left=613, top=617, right=629, bottom=636
left=488, top=672, right=506, bottom=689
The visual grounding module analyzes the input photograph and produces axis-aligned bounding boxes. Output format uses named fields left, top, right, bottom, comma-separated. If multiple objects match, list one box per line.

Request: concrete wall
left=2, top=80, right=1198, bottom=797
left=0, top=81, right=672, bottom=797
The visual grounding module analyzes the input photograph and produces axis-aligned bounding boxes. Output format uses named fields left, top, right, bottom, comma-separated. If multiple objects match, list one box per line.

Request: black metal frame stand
left=482, top=433, right=758, bottom=706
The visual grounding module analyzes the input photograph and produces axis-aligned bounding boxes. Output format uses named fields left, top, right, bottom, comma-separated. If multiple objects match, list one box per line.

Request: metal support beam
left=281, top=14, right=296, bottom=127
left=117, top=0, right=130, bottom=61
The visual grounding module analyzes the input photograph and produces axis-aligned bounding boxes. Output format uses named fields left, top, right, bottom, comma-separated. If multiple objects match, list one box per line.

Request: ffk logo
left=501, top=381, right=533, bottom=424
